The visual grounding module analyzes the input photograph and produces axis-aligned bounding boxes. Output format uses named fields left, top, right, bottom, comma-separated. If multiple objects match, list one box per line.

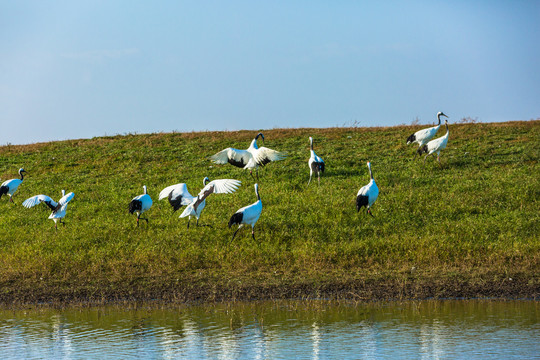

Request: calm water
left=0, top=300, right=538, bottom=359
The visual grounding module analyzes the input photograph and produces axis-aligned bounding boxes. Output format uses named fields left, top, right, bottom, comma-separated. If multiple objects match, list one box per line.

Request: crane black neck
left=255, top=186, right=261, bottom=201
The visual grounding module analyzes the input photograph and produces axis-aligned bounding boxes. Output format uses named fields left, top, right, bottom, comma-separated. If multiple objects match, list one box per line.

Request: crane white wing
left=415, top=126, right=436, bottom=138
left=414, top=125, right=440, bottom=145
left=313, top=153, right=324, bottom=164
left=1, top=178, right=22, bottom=189
left=137, top=193, right=153, bottom=211
left=179, top=203, right=196, bottom=218
left=426, top=136, right=446, bottom=153
left=253, top=147, right=286, bottom=166
left=210, top=148, right=252, bottom=167
left=357, top=184, right=370, bottom=197
left=199, top=179, right=241, bottom=196
left=58, top=192, right=75, bottom=206
left=159, top=183, right=194, bottom=204
left=22, top=195, right=57, bottom=209
left=188, top=179, right=241, bottom=214
left=237, top=200, right=263, bottom=226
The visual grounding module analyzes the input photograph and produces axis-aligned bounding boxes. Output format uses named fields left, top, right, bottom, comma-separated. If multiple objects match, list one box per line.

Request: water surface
left=0, top=300, right=538, bottom=359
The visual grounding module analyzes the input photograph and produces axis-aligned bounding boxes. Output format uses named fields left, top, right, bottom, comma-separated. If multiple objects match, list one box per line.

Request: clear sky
left=1, top=1, right=539, bottom=145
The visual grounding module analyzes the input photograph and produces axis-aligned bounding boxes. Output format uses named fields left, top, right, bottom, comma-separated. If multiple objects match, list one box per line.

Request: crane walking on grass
left=0, top=168, right=27, bottom=203
left=210, top=132, right=286, bottom=180
left=419, top=119, right=450, bottom=166
left=22, top=190, right=75, bottom=230
left=228, top=183, right=262, bottom=242
left=308, top=136, right=325, bottom=186
left=128, top=185, right=153, bottom=226
left=406, top=112, right=448, bottom=156
left=356, top=162, right=379, bottom=217
left=159, top=177, right=242, bottom=228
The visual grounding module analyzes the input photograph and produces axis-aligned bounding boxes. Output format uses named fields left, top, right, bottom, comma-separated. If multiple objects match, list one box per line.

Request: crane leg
left=368, top=208, right=374, bottom=217
left=195, top=218, right=211, bottom=227
left=251, top=229, right=256, bottom=241
left=136, top=214, right=140, bottom=227
left=250, top=170, right=256, bottom=181
left=230, top=224, right=244, bottom=244
left=317, top=172, right=320, bottom=186
left=308, top=173, right=312, bottom=186
left=187, top=217, right=191, bottom=229
left=231, top=228, right=240, bottom=243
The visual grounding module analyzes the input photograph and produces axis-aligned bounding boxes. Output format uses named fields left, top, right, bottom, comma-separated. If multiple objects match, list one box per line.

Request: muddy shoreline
left=1, top=275, right=537, bottom=307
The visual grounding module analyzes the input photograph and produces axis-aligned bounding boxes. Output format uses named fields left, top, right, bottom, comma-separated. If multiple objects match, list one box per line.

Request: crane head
left=256, top=132, right=265, bottom=144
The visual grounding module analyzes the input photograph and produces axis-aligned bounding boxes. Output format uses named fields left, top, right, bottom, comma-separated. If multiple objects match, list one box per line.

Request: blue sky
left=1, top=1, right=539, bottom=145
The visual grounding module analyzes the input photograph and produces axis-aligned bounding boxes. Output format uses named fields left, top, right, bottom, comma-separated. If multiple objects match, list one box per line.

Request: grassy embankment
left=0, top=121, right=538, bottom=304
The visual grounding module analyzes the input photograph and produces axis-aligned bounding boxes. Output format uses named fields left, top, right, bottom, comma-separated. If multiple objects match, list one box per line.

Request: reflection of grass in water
left=0, top=121, right=538, bottom=303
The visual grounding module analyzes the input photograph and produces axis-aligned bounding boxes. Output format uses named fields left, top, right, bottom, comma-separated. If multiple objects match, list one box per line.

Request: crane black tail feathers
left=128, top=199, right=142, bottom=214
left=168, top=193, right=183, bottom=212
left=417, top=145, right=428, bottom=156
left=356, top=195, right=368, bottom=212
left=406, top=134, right=416, bottom=144
left=228, top=212, right=243, bottom=228
left=0, top=186, right=8, bottom=199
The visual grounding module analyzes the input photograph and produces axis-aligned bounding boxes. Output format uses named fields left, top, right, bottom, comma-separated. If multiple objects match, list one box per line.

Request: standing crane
left=128, top=185, right=153, bottom=226
left=356, top=162, right=379, bottom=217
left=419, top=119, right=450, bottom=166
left=308, top=137, right=325, bottom=186
left=228, top=183, right=262, bottom=242
left=0, top=168, right=27, bottom=203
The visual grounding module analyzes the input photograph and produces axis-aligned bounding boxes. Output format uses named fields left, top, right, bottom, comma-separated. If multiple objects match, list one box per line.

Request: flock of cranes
left=1, top=113, right=451, bottom=240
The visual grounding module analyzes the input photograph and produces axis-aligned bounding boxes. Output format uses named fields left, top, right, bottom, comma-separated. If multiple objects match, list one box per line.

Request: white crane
left=159, top=177, right=242, bottom=228
left=210, top=132, right=286, bottom=179
left=308, top=136, right=325, bottom=186
left=420, top=119, right=450, bottom=166
left=406, top=112, right=448, bottom=155
left=0, top=168, right=27, bottom=203
left=128, top=185, right=153, bottom=226
left=356, top=162, right=379, bottom=217
left=22, top=190, right=75, bottom=229
left=228, top=183, right=262, bottom=242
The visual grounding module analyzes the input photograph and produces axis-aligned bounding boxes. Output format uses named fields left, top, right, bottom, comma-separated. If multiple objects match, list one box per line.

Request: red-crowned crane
left=228, top=183, right=262, bottom=242
left=419, top=119, right=450, bottom=166
left=406, top=112, right=448, bottom=155
left=22, top=190, right=75, bottom=230
left=308, top=136, right=325, bottom=186
left=0, top=168, right=27, bottom=203
left=210, top=132, right=286, bottom=180
left=128, top=185, right=153, bottom=226
left=159, top=177, right=241, bottom=228
left=356, top=162, right=379, bottom=217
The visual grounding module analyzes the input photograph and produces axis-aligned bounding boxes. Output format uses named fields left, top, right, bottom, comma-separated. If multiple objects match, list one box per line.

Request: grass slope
left=0, top=121, right=539, bottom=304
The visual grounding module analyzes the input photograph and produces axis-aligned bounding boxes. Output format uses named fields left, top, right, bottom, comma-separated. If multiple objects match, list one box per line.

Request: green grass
left=0, top=121, right=538, bottom=303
